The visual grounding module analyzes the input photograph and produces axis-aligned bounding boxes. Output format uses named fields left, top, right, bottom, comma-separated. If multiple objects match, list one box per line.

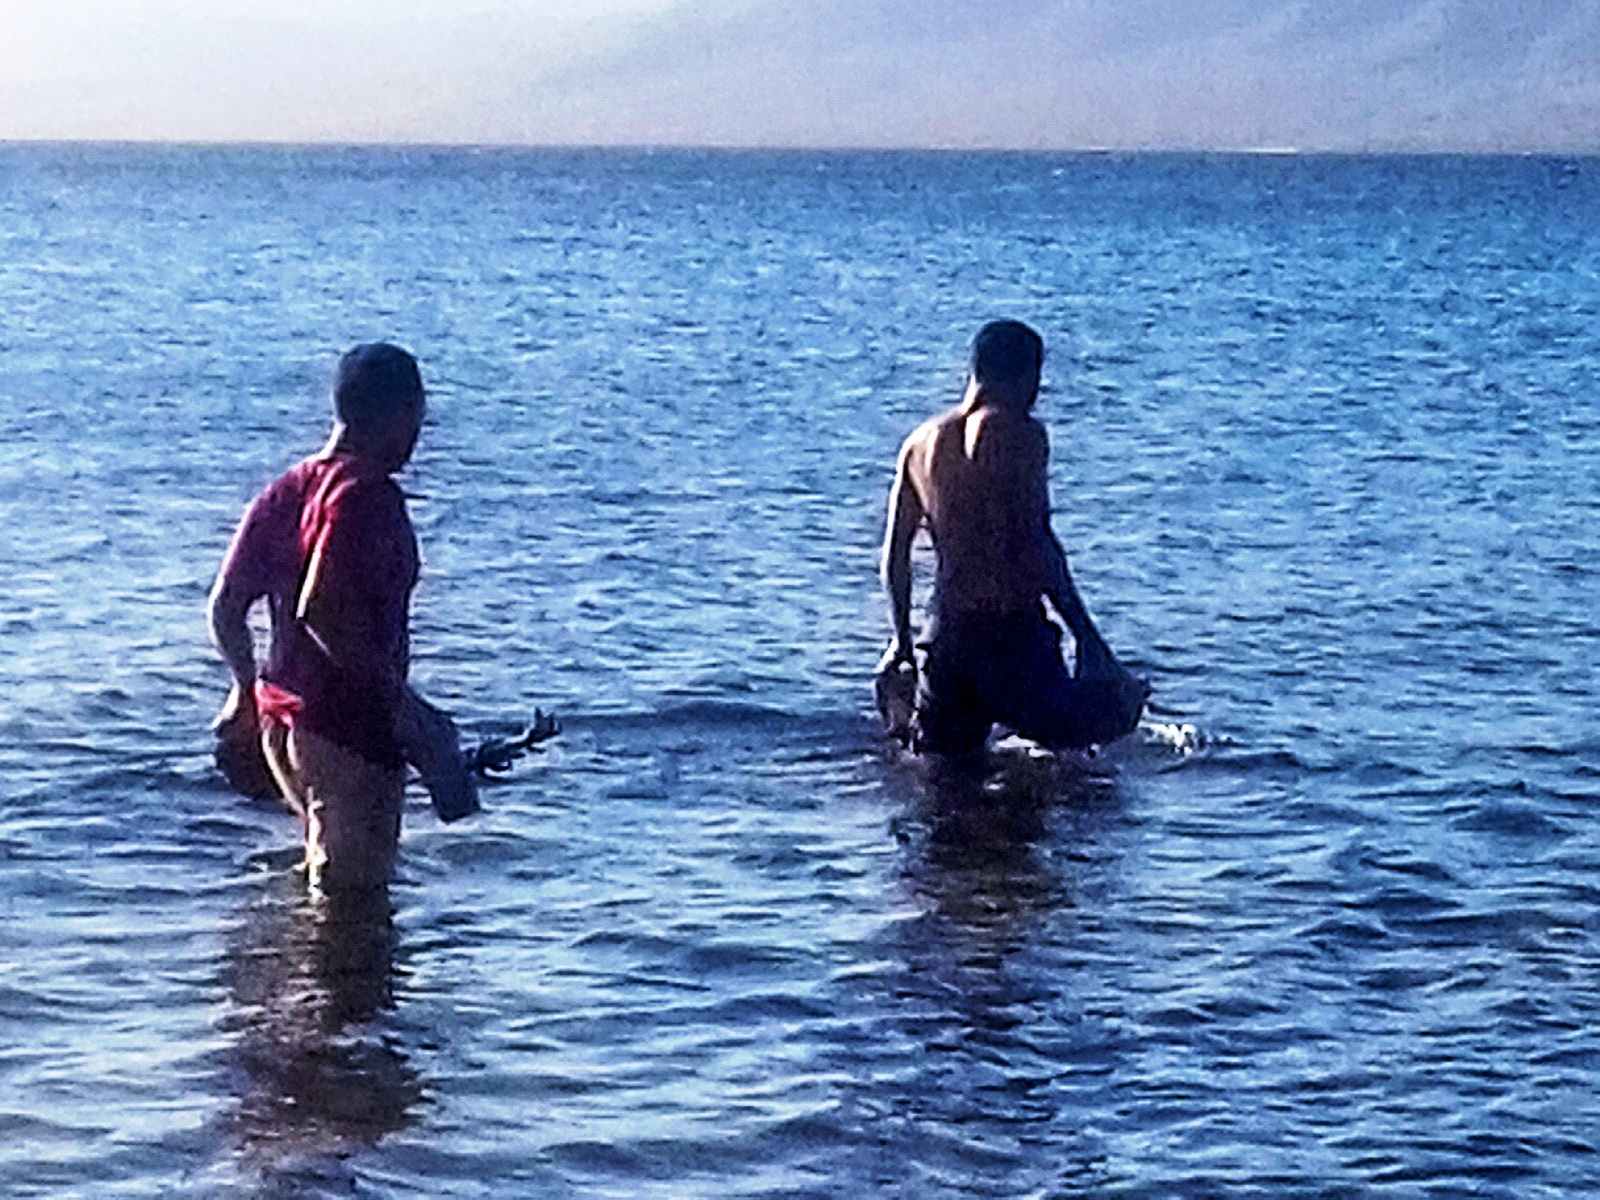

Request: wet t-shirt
left=216, top=454, right=418, bottom=767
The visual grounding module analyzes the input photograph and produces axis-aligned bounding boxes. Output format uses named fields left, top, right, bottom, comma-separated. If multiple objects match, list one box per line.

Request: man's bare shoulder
left=898, top=406, right=963, bottom=469
left=909, top=406, right=966, bottom=445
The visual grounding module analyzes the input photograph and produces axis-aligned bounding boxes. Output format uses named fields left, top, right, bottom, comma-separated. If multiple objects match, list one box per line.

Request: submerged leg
left=274, top=727, right=405, bottom=894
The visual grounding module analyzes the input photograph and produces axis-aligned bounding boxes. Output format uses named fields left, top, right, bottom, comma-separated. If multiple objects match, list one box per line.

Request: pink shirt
left=216, top=454, right=419, bottom=767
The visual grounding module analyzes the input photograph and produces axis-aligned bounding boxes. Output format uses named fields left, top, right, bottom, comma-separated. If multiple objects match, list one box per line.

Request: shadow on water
left=216, top=870, right=421, bottom=1193
left=898, top=740, right=1124, bottom=863
left=834, top=745, right=1131, bottom=1196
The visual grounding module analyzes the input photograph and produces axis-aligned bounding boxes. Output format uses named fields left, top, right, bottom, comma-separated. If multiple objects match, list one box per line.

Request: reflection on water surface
left=221, top=874, right=421, bottom=1185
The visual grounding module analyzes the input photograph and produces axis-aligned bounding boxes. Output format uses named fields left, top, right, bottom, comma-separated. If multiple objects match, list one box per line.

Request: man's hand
left=874, top=641, right=918, bottom=744
left=877, top=637, right=915, bottom=675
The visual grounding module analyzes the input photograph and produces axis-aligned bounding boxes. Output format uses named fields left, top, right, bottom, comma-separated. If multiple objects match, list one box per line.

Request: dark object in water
left=467, top=711, right=562, bottom=776
left=398, top=694, right=479, bottom=822
left=399, top=699, right=559, bottom=822
left=1069, top=623, right=1150, bottom=748
left=215, top=694, right=561, bottom=824
left=214, top=706, right=281, bottom=801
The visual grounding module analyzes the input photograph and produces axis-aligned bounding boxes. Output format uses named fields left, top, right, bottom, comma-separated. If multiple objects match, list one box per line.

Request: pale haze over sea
left=3, top=0, right=1599, bottom=151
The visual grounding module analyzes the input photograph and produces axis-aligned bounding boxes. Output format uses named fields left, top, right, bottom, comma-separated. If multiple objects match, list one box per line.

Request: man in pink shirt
left=210, top=343, right=473, bottom=892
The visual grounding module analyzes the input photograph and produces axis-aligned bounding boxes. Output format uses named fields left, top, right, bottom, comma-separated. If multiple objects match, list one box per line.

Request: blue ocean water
left=1, top=145, right=1598, bottom=1197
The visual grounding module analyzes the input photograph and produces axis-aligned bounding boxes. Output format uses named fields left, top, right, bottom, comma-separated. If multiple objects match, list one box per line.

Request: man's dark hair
left=334, top=342, right=424, bottom=430
left=971, top=320, right=1044, bottom=392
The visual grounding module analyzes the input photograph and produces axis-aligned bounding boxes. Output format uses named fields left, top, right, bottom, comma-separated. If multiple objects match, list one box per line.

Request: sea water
left=1, top=146, right=1598, bottom=1197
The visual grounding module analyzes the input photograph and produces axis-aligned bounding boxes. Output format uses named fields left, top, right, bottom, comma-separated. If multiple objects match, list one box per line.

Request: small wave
left=0, top=1112, right=113, bottom=1142
left=1151, top=745, right=1316, bottom=779
left=1395, top=908, right=1562, bottom=949
left=1296, top=916, right=1390, bottom=947
left=1357, top=857, right=1459, bottom=891
left=650, top=698, right=797, bottom=727
left=578, top=700, right=871, bottom=745
left=1452, top=801, right=1573, bottom=841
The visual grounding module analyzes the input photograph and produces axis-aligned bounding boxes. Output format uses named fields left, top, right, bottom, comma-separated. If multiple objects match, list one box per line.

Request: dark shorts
left=913, top=605, right=1099, bottom=757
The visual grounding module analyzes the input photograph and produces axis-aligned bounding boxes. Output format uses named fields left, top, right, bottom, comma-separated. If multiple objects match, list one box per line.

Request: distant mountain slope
left=2, top=0, right=1594, bottom=148
left=522, top=0, right=1600, bottom=150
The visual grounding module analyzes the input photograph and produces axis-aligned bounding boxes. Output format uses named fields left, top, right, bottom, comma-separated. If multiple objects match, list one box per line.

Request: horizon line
left=2, top=137, right=1599, bottom=159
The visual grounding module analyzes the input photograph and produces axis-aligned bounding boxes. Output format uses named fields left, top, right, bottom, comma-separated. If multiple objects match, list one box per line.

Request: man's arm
left=881, top=434, right=925, bottom=663
left=209, top=577, right=261, bottom=724
left=208, top=502, right=273, bottom=725
left=209, top=578, right=256, bottom=684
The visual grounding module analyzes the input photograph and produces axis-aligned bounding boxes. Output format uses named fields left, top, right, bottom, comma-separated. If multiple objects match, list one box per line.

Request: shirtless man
left=880, top=320, right=1146, bottom=758
left=210, top=343, right=474, bottom=892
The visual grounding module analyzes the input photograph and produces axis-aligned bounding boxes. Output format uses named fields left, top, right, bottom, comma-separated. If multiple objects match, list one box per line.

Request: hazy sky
left=3, top=0, right=1597, bottom=150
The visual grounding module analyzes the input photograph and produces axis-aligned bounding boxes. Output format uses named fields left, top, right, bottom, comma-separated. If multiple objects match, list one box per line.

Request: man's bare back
left=897, top=402, right=1062, bottom=615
